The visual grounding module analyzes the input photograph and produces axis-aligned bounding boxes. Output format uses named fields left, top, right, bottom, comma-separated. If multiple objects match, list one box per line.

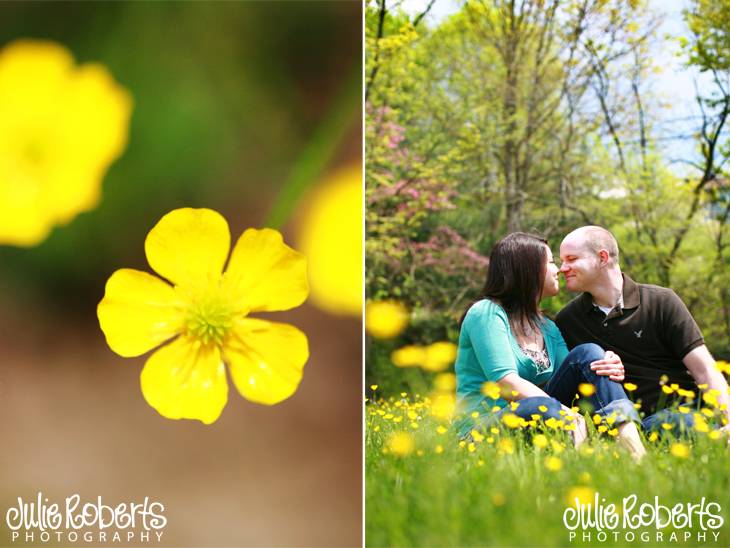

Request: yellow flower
left=435, top=444, right=444, bottom=454
left=491, top=493, right=506, bottom=506
left=497, top=438, right=514, bottom=454
left=481, top=381, right=501, bottom=400
left=623, top=382, right=637, bottom=392
left=430, top=393, right=456, bottom=420
left=422, top=341, right=458, bottom=372
left=97, top=208, right=308, bottom=424
left=388, top=432, right=415, bottom=456
left=433, top=372, right=456, bottom=392
left=0, top=39, right=132, bottom=246
left=501, top=413, right=522, bottom=429
left=391, top=345, right=425, bottom=368
left=565, top=486, right=595, bottom=506
left=545, top=456, right=563, bottom=471
left=532, top=434, right=548, bottom=449
left=436, top=425, right=448, bottom=435
left=578, top=472, right=591, bottom=484
left=298, top=165, right=361, bottom=315
left=365, top=300, right=409, bottom=339
left=471, top=429, right=485, bottom=443
left=593, top=414, right=602, bottom=425
left=661, top=385, right=674, bottom=394
left=648, top=432, right=659, bottom=442
left=670, top=442, right=690, bottom=458
left=578, top=383, right=595, bottom=397
left=370, top=384, right=378, bottom=391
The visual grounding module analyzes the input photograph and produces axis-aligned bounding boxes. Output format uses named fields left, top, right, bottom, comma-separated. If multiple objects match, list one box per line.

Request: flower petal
left=224, top=228, right=307, bottom=313
left=140, top=337, right=228, bottom=425
left=97, top=268, right=184, bottom=357
left=224, top=318, right=308, bottom=405
left=145, top=208, right=230, bottom=287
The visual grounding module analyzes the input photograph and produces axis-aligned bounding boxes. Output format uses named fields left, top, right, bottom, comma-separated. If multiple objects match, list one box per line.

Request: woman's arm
left=497, top=372, right=550, bottom=400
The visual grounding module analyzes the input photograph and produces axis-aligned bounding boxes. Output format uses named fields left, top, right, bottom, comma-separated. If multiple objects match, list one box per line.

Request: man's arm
left=683, top=345, right=730, bottom=429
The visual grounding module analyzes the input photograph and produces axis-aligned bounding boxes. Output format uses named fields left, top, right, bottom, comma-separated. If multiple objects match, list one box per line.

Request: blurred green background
left=0, top=2, right=362, bottom=547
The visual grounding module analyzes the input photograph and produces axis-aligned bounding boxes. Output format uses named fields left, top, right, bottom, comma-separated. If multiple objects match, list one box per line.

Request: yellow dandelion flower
left=607, top=428, right=618, bottom=437
left=471, top=429, right=485, bottom=443
left=678, top=406, right=691, bottom=414
left=373, top=425, right=380, bottom=432
left=365, top=300, right=409, bottom=339
left=662, top=385, right=674, bottom=394
left=670, top=442, right=690, bottom=458
left=468, top=442, right=476, bottom=453
left=501, top=413, right=522, bottom=429
left=701, top=407, right=714, bottom=418
left=491, top=493, right=506, bottom=506
left=579, top=445, right=595, bottom=456
left=400, top=392, right=407, bottom=398
left=459, top=440, right=466, bottom=448
left=486, top=436, right=494, bottom=443
left=298, top=165, right=361, bottom=315
left=597, top=425, right=608, bottom=433
left=578, top=383, right=595, bottom=397
left=481, top=381, right=501, bottom=400
left=422, top=341, right=458, bottom=372
left=433, top=372, right=456, bottom=392
left=435, top=444, right=444, bottom=454
left=531, top=414, right=542, bottom=421
left=436, top=425, right=448, bottom=435
left=606, top=414, right=616, bottom=426
left=510, top=401, right=521, bottom=411
left=497, top=438, right=514, bottom=454
left=532, top=434, right=548, bottom=449
left=661, top=423, right=674, bottom=431
left=703, top=390, right=720, bottom=408
left=471, top=411, right=480, bottom=419
left=545, top=456, right=563, bottom=471
left=693, top=414, right=710, bottom=433
left=410, top=422, right=419, bottom=429
left=538, top=405, right=548, bottom=413
left=97, top=208, right=308, bottom=424
left=565, top=486, right=595, bottom=506
left=393, top=416, right=403, bottom=423
left=391, top=345, right=425, bottom=368
left=593, top=414, right=602, bottom=425
left=677, top=388, right=695, bottom=399
left=388, top=432, right=415, bottom=456
left=370, top=384, right=378, bottom=391
left=623, top=382, right=637, bottom=392
left=0, top=40, right=132, bottom=246
left=407, top=410, right=418, bottom=420
left=551, top=440, right=565, bottom=453
left=648, top=432, right=659, bottom=442
left=490, top=427, right=499, bottom=435
left=709, top=430, right=723, bottom=441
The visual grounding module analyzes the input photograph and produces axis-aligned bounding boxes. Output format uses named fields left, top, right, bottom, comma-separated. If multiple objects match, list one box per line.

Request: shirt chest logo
left=634, top=329, right=643, bottom=338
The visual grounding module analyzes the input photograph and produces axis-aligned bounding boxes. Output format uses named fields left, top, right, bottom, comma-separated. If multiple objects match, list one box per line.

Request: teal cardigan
left=455, top=299, right=569, bottom=423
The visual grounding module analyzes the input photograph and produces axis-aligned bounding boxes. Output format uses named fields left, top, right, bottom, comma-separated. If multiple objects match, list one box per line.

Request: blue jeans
left=496, top=343, right=639, bottom=426
left=642, top=408, right=695, bottom=434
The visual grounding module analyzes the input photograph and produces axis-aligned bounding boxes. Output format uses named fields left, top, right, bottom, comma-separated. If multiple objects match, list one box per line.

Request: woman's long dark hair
left=460, top=232, right=548, bottom=335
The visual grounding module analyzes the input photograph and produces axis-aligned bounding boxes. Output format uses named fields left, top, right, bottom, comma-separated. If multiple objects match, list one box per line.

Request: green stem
left=264, top=65, right=360, bottom=229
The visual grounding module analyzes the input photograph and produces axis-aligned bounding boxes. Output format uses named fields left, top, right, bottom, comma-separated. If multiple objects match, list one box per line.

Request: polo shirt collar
left=579, top=273, right=640, bottom=313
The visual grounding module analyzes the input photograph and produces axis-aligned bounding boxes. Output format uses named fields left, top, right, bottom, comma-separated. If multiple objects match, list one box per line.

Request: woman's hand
left=590, top=350, right=625, bottom=382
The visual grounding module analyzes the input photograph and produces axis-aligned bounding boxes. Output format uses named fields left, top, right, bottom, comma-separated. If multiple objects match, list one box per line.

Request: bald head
left=563, top=226, right=620, bottom=267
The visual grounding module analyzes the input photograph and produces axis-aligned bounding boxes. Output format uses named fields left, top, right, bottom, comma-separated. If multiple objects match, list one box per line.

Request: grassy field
left=365, top=391, right=730, bottom=547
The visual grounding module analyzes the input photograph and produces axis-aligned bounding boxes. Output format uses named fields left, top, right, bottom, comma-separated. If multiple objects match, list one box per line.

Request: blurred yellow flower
left=388, top=432, right=415, bottom=456
left=298, top=165, right=361, bottom=315
left=422, top=342, right=457, bottom=372
left=497, top=438, right=514, bottom=454
left=670, top=442, right=690, bottom=458
left=365, top=300, right=409, bottom=339
left=430, top=393, right=455, bottom=420
left=0, top=39, right=132, bottom=246
left=623, top=382, right=637, bottom=392
left=481, top=381, right=501, bottom=400
left=491, top=493, right=506, bottom=506
left=532, top=434, right=548, bottom=449
left=433, top=372, right=456, bottom=392
left=391, top=345, right=425, bottom=367
left=578, top=383, right=595, bottom=397
left=565, top=486, right=595, bottom=506
left=545, top=456, right=563, bottom=471
left=98, top=208, right=308, bottom=424
left=501, top=413, right=522, bottom=429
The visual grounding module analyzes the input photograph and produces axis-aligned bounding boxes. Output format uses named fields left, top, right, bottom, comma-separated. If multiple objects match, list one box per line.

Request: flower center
left=182, top=284, right=234, bottom=346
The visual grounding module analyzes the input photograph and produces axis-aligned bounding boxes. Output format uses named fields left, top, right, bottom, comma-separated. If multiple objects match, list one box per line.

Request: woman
left=455, top=232, right=645, bottom=458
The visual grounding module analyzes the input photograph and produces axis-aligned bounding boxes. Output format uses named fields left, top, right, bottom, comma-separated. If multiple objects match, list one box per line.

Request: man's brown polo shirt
left=555, top=274, right=705, bottom=416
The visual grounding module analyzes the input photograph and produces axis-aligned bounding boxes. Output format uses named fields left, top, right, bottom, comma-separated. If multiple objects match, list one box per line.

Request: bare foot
left=617, top=422, right=646, bottom=461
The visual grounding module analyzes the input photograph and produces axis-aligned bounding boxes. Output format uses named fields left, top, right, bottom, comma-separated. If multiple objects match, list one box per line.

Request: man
left=555, top=225, right=730, bottom=434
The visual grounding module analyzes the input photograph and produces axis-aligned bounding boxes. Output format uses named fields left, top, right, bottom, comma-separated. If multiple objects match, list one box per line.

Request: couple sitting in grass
left=455, top=227, right=730, bottom=458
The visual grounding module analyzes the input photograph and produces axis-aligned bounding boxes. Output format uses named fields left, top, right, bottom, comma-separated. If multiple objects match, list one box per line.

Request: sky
left=391, top=0, right=707, bottom=174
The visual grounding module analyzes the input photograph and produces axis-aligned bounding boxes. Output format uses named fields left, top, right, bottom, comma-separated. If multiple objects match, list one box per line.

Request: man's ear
left=598, top=249, right=610, bottom=267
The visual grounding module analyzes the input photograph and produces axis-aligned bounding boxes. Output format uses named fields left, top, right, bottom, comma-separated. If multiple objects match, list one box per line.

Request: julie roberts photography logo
left=5, top=492, right=166, bottom=544
left=563, top=493, right=724, bottom=543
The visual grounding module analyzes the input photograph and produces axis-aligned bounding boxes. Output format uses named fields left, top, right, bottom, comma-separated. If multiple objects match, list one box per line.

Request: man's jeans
left=495, top=343, right=639, bottom=426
